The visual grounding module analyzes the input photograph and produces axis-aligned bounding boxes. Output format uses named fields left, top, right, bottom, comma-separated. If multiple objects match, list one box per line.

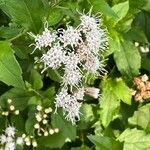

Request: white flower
left=6, top=136, right=13, bottom=143
left=80, top=14, right=100, bottom=31
left=84, top=56, right=100, bottom=73
left=62, top=68, right=82, bottom=87
left=58, top=25, right=82, bottom=48
left=64, top=96, right=82, bottom=125
left=0, top=134, right=7, bottom=144
left=5, top=126, right=16, bottom=137
left=55, top=89, right=82, bottom=125
left=16, top=137, right=24, bottom=145
left=73, top=88, right=85, bottom=100
left=64, top=52, right=80, bottom=70
left=28, top=22, right=57, bottom=52
left=5, top=142, right=15, bottom=150
left=55, top=88, right=70, bottom=108
left=85, top=28, right=107, bottom=54
left=40, top=43, right=65, bottom=72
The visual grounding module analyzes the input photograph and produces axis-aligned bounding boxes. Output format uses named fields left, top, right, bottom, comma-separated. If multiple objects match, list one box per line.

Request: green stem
left=9, top=29, right=28, bottom=42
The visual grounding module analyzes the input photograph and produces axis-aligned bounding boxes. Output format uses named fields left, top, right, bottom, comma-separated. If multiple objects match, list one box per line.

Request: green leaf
left=88, top=135, right=122, bottom=150
left=128, top=103, right=150, bottom=132
left=0, top=26, right=21, bottom=40
left=0, top=41, right=25, bottom=88
left=0, top=0, right=45, bottom=32
left=88, top=0, right=117, bottom=18
left=114, top=40, right=141, bottom=80
left=29, top=69, right=43, bottom=90
left=112, top=1, right=129, bottom=24
left=78, top=104, right=95, bottom=130
left=99, top=78, right=120, bottom=127
left=47, top=69, right=62, bottom=83
left=118, top=128, right=150, bottom=150
left=113, top=78, right=132, bottom=105
left=100, top=77, right=131, bottom=127
left=48, top=8, right=64, bottom=26
left=0, top=88, right=32, bottom=110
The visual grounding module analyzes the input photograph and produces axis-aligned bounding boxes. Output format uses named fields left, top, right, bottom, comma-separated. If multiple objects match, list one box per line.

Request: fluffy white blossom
left=0, top=134, right=7, bottom=144
left=73, top=88, right=85, bottom=100
left=55, top=89, right=82, bottom=124
left=5, top=142, right=15, bottom=150
left=29, top=23, right=57, bottom=52
left=16, top=137, right=24, bottom=145
left=84, top=55, right=100, bottom=73
left=40, top=43, right=65, bottom=72
left=0, top=126, right=24, bottom=150
left=29, top=11, right=108, bottom=124
left=64, top=52, right=80, bottom=70
left=5, top=126, right=16, bottom=137
left=80, top=14, right=100, bottom=31
left=58, top=25, right=82, bottom=48
left=62, top=68, right=82, bottom=87
left=85, top=28, right=107, bottom=54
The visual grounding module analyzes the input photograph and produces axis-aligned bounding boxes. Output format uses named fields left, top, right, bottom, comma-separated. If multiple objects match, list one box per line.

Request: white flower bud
left=24, top=137, right=30, bottom=142
left=43, top=114, right=48, bottom=118
left=44, top=107, right=52, bottom=114
left=32, top=140, right=38, bottom=147
left=36, top=105, right=42, bottom=111
left=2, top=111, right=9, bottom=116
left=54, top=128, right=59, bottom=133
left=65, top=138, right=71, bottom=142
left=44, top=131, right=49, bottom=136
left=14, top=110, right=19, bottom=115
left=26, top=141, right=31, bottom=146
left=9, top=105, right=15, bottom=111
left=22, top=134, right=26, bottom=138
left=135, top=42, right=139, bottom=47
left=35, top=114, right=42, bottom=122
left=34, top=124, right=40, bottom=129
left=7, top=99, right=12, bottom=104
left=42, top=119, right=48, bottom=124
left=49, top=129, right=54, bottom=135
left=85, top=87, right=100, bottom=99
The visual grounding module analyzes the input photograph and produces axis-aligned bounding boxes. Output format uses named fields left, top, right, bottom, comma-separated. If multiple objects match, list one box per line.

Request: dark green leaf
left=0, top=0, right=45, bottom=32
left=0, top=41, right=25, bottom=88
left=114, top=40, right=141, bottom=80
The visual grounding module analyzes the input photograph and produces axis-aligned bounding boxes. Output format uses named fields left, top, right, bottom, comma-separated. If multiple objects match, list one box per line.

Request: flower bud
left=10, top=105, right=15, bottom=111
left=49, top=129, right=54, bottom=135
left=32, top=140, right=38, bottom=147
left=36, top=105, right=42, bottom=111
left=85, top=87, right=99, bottom=99
left=7, top=99, right=12, bottom=104
left=34, top=124, right=40, bottom=129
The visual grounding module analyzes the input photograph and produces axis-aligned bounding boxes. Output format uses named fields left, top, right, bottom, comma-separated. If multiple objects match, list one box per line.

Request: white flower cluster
left=55, top=88, right=84, bottom=124
left=29, top=11, right=108, bottom=124
left=34, top=105, right=59, bottom=136
left=0, top=126, right=24, bottom=150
